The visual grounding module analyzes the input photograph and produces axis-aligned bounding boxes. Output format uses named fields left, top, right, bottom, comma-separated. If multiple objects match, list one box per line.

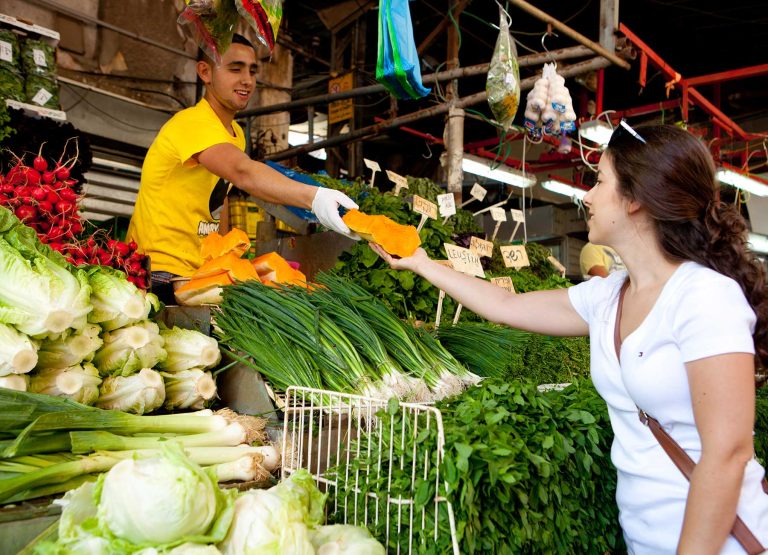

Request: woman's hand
left=369, top=243, right=429, bottom=273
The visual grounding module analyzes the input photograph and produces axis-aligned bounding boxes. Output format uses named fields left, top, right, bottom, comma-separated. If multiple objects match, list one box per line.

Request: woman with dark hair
left=371, top=123, right=768, bottom=553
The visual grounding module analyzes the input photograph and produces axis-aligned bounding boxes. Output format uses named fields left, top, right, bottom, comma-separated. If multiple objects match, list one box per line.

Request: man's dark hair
left=197, top=33, right=257, bottom=63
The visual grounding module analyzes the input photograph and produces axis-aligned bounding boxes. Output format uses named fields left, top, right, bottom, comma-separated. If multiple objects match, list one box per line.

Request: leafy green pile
left=330, top=379, right=622, bottom=554
left=756, top=386, right=768, bottom=466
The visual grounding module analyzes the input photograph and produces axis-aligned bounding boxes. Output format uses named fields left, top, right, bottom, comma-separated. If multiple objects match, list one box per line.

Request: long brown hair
left=607, top=124, right=768, bottom=375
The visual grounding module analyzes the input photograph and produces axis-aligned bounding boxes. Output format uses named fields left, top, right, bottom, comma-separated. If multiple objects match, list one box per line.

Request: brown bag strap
left=614, top=280, right=767, bottom=555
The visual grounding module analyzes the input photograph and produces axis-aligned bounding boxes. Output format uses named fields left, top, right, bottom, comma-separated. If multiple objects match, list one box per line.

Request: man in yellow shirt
left=128, top=34, right=358, bottom=303
left=579, top=242, right=626, bottom=279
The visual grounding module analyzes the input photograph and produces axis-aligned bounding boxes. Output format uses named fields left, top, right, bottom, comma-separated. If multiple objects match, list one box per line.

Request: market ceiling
left=279, top=0, right=768, bottom=180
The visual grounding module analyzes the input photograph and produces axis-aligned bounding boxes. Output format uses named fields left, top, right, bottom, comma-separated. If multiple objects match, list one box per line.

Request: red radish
left=33, top=143, right=48, bottom=172
left=37, top=220, right=51, bottom=232
left=37, top=200, right=53, bottom=214
left=55, top=200, right=76, bottom=215
left=49, top=242, right=63, bottom=252
left=128, top=240, right=138, bottom=252
left=113, top=242, right=130, bottom=257
left=31, top=187, right=48, bottom=202
left=126, top=261, right=143, bottom=275
left=0, top=184, right=15, bottom=195
left=0, top=194, right=7, bottom=204
left=25, top=169, right=41, bottom=186
left=46, top=191, right=60, bottom=204
left=58, top=188, right=78, bottom=202
left=69, top=220, right=82, bottom=235
left=99, top=251, right=114, bottom=266
left=42, top=171, right=55, bottom=184
left=14, top=205, right=37, bottom=221
left=15, top=186, right=30, bottom=198
left=55, top=166, right=70, bottom=181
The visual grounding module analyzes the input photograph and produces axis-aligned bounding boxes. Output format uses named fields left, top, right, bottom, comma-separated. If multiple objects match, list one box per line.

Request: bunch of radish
left=0, top=145, right=83, bottom=243
left=0, top=143, right=150, bottom=290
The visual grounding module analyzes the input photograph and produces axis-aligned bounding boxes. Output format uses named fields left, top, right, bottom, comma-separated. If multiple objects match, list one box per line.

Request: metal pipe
left=26, top=0, right=195, bottom=59
left=505, top=0, right=630, bottom=70
left=684, top=64, right=768, bottom=87
left=264, top=57, right=612, bottom=161
left=239, top=45, right=597, bottom=118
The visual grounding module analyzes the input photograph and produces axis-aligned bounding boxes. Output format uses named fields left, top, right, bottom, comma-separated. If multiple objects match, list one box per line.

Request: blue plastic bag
left=376, top=0, right=430, bottom=100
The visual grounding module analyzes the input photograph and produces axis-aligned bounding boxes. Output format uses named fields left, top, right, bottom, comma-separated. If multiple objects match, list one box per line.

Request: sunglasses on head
left=610, top=119, right=647, bottom=145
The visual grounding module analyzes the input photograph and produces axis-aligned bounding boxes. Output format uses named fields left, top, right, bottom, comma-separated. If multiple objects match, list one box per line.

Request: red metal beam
left=613, top=99, right=681, bottom=119
left=684, top=64, right=768, bottom=87
left=618, top=23, right=752, bottom=141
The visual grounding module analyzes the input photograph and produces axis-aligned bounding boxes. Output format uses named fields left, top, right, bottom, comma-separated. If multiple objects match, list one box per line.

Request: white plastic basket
left=281, top=386, right=460, bottom=554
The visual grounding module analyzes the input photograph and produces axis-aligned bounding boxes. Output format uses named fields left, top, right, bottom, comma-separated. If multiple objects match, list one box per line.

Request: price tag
left=0, top=41, right=12, bottom=63
left=500, top=245, right=530, bottom=269
left=435, top=289, right=446, bottom=329
left=469, top=236, right=493, bottom=258
left=490, top=207, right=507, bottom=222
left=547, top=255, right=567, bottom=277
left=470, top=183, right=487, bottom=201
left=437, top=193, right=456, bottom=218
left=386, top=170, right=409, bottom=195
left=510, top=209, right=525, bottom=223
left=444, top=243, right=485, bottom=278
left=33, top=48, right=47, bottom=67
left=412, top=195, right=438, bottom=220
left=31, top=88, right=53, bottom=106
left=490, top=276, right=516, bottom=293
left=363, top=158, right=380, bottom=187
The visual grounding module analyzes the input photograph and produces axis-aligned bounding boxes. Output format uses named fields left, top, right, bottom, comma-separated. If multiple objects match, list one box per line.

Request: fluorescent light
left=716, top=165, right=768, bottom=197
left=288, top=131, right=327, bottom=160
left=748, top=233, right=768, bottom=254
left=461, top=154, right=536, bottom=188
left=541, top=179, right=588, bottom=200
left=578, top=120, right=613, bottom=146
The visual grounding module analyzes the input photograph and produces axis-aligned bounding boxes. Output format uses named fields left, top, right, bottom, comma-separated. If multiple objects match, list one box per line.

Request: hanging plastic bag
left=375, top=0, right=430, bottom=100
left=235, top=0, right=283, bottom=53
left=177, top=0, right=239, bottom=64
left=486, top=6, right=520, bottom=131
left=523, top=62, right=577, bottom=138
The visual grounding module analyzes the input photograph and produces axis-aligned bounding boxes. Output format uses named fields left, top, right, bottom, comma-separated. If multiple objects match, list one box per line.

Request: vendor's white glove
left=311, top=187, right=361, bottom=239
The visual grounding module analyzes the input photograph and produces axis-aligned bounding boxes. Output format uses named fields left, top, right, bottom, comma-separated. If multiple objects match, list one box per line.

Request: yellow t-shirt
left=579, top=243, right=625, bottom=279
left=127, top=99, right=245, bottom=277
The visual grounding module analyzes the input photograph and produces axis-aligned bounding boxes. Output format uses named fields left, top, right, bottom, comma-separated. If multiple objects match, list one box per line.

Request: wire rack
left=281, top=386, right=460, bottom=555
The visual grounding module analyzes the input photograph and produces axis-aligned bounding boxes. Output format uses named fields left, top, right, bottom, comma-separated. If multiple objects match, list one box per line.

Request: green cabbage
left=162, top=369, right=217, bottom=411
left=96, top=368, right=165, bottom=414
left=29, top=363, right=102, bottom=405
left=0, top=321, right=38, bottom=376
left=37, top=323, right=103, bottom=369
left=310, top=525, right=385, bottom=555
left=87, top=266, right=160, bottom=332
left=0, top=238, right=92, bottom=339
left=96, top=444, right=237, bottom=549
left=158, top=327, right=221, bottom=373
left=218, top=470, right=327, bottom=555
left=93, top=321, right=166, bottom=377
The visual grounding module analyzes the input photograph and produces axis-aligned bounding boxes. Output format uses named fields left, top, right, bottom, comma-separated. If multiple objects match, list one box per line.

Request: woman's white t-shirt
left=568, top=261, right=768, bottom=554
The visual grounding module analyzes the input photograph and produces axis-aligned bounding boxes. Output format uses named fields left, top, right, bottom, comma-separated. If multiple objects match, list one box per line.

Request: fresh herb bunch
left=329, top=380, right=622, bottom=554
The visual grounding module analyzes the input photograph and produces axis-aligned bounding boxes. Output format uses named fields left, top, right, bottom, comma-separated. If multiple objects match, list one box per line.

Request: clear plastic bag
left=177, top=0, right=239, bottom=64
left=235, top=0, right=283, bottom=53
left=486, top=7, right=520, bottom=131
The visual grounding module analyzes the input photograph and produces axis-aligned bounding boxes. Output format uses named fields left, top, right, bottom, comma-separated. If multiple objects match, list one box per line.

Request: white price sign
left=490, top=207, right=507, bottom=222
left=510, top=209, right=525, bottom=223
left=0, top=41, right=12, bottom=63
left=386, top=170, right=409, bottom=195
left=437, top=193, right=456, bottom=218
left=500, top=245, right=530, bottom=269
left=444, top=243, right=485, bottom=278
left=363, top=158, right=380, bottom=187
left=31, top=88, right=53, bottom=106
left=490, top=276, right=516, bottom=293
left=469, top=236, right=494, bottom=258
left=412, top=195, right=438, bottom=219
left=32, top=48, right=47, bottom=67
left=470, top=183, right=487, bottom=201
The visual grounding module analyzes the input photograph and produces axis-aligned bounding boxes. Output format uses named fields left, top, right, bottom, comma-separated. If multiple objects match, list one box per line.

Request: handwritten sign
left=490, top=207, right=507, bottom=222
left=470, top=183, right=487, bottom=201
left=510, top=209, right=525, bottom=223
left=500, top=245, right=530, bottom=269
left=490, top=276, right=516, bottom=293
left=444, top=244, right=485, bottom=278
left=386, top=170, right=409, bottom=195
left=412, top=195, right=438, bottom=220
left=437, top=193, right=456, bottom=218
left=435, top=289, right=446, bottom=329
left=363, top=159, right=380, bottom=187
left=469, top=236, right=494, bottom=258
left=0, top=41, right=12, bottom=63
left=547, top=255, right=567, bottom=276
left=460, top=183, right=487, bottom=208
